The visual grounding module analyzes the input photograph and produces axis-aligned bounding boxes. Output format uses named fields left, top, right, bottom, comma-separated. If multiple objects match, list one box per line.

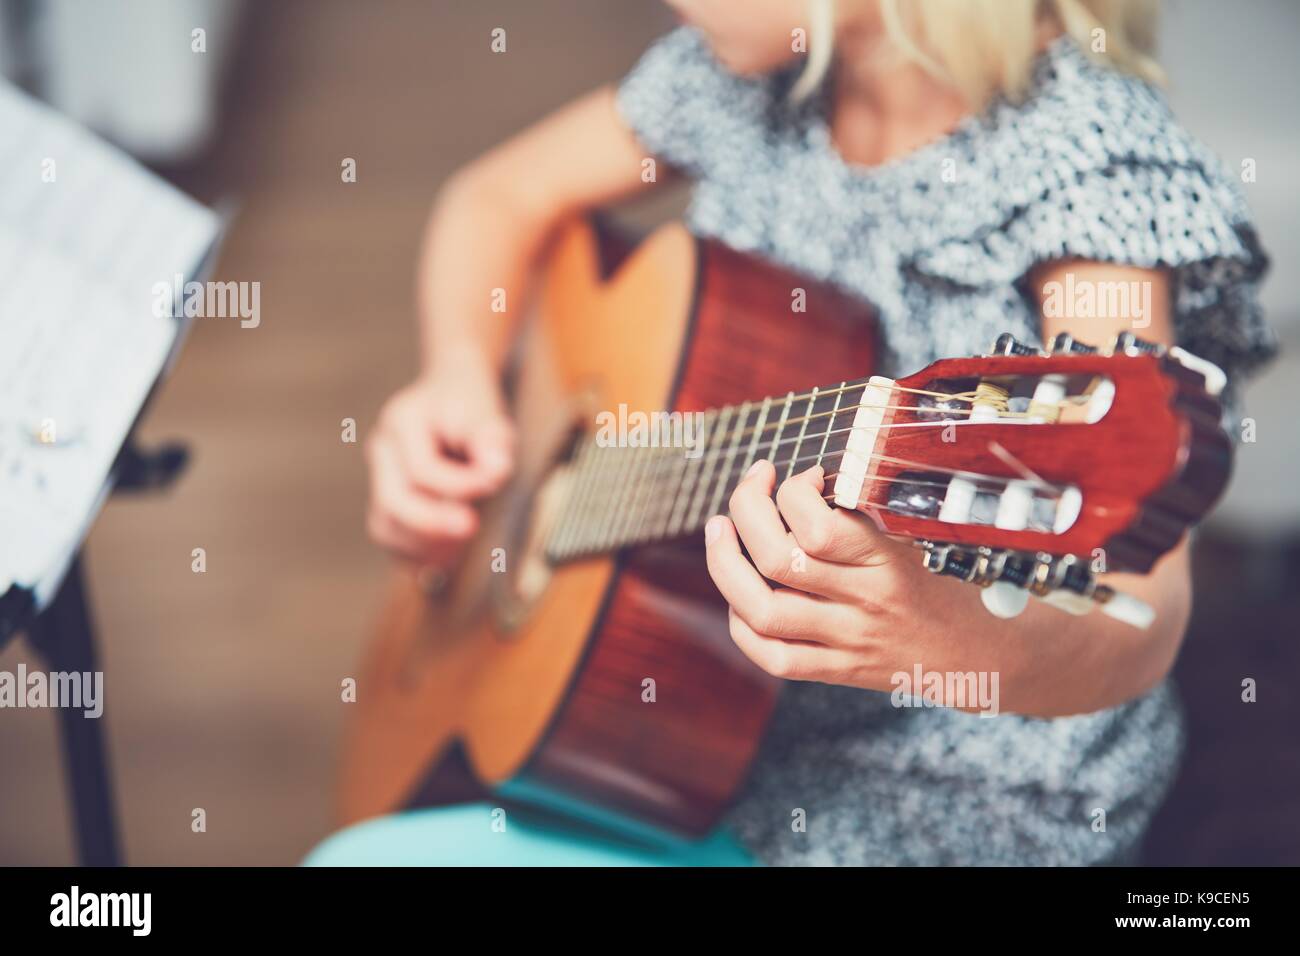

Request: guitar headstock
left=831, top=333, right=1233, bottom=628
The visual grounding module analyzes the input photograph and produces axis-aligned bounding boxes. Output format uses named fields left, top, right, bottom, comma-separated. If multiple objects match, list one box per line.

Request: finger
left=463, top=417, right=515, bottom=488
left=704, top=514, right=857, bottom=645
left=728, top=461, right=867, bottom=600
left=370, top=439, right=479, bottom=540
left=367, top=509, right=465, bottom=566
left=437, top=403, right=515, bottom=491
left=777, top=465, right=888, bottom=565
left=728, top=609, right=859, bottom=682
left=384, top=417, right=503, bottom=500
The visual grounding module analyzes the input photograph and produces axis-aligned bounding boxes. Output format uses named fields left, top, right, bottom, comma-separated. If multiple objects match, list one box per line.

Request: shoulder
left=614, top=26, right=782, bottom=175
left=995, top=40, right=1258, bottom=259
left=912, top=40, right=1274, bottom=383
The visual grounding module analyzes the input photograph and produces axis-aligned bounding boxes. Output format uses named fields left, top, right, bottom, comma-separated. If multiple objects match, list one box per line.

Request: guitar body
left=340, top=219, right=878, bottom=837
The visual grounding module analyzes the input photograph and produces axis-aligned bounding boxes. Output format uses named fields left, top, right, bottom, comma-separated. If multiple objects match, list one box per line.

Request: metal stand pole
left=26, top=556, right=121, bottom=867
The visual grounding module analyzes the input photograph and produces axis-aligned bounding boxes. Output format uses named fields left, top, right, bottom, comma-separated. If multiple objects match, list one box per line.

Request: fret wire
left=594, top=445, right=632, bottom=552
left=657, top=407, right=709, bottom=540
left=739, top=396, right=772, bottom=485
left=632, top=443, right=675, bottom=545
left=653, top=431, right=695, bottom=541
left=556, top=436, right=601, bottom=558
left=625, top=444, right=659, bottom=545
left=684, top=405, right=733, bottom=532
left=815, top=381, right=846, bottom=469
left=612, top=444, right=644, bottom=550
left=693, top=405, right=737, bottom=530
left=578, top=440, right=612, bottom=556
left=664, top=410, right=709, bottom=537
left=784, top=387, right=819, bottom=481
left=570, top=436, right=608, bottom=554
left=766, top=391, right=794, bottom=462
left=667, top=409, right=716, bottom=537
left=641, top=445, right=677, bottom=543
left=707, top=400, right=751, bottom=519
left=615, top=440, right=654, bottom=549
left=549, top=435, right=597, bottom=557
left=619, top=445, right=647, bottom=546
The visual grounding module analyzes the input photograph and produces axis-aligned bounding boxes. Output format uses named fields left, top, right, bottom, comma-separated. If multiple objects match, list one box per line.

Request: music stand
left=0, top=438, right=189, bottom=867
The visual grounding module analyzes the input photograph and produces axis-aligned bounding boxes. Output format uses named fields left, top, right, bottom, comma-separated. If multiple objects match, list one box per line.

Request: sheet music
left=0, top=82, right=220, bottom=605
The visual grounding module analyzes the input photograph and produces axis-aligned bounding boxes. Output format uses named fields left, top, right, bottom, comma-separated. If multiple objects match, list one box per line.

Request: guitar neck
left=546, top=379, right=873, bottom=560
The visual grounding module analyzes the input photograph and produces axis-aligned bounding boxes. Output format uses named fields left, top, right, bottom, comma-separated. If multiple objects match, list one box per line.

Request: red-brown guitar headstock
left=831, top=333, right=1232, bottom=627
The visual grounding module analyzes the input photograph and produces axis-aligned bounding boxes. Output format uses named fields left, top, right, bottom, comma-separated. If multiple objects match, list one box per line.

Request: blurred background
left=0, top=0, right=1296, bottom=865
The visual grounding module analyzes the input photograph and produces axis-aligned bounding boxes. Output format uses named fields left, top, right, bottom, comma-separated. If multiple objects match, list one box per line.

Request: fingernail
left=704, top=515, right=723, bottom=544
left=745, top=459, right=766, bottom=478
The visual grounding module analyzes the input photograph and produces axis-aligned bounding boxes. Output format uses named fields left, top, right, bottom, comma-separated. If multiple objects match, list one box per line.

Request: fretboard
left=545, top=379, right=871, bottom=561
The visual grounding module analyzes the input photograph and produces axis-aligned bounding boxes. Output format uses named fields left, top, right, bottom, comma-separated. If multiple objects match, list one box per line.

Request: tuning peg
left=921, top=544, right=1034, bottom=617
left=919, top=541, right=975, bottom=580
left=988, top=332, right=1043, bottom=357
left=973, top=549, right=1033, bottom=618
left=1111, top=331, right=1165, bottom=357
left=981, top=582, right=1030, bottom=618
left=918, top=543, right=1154, bottom=629
left=1047, top=332, right=1098, bottom=355
left=1168, top=346, right=1228, bottom=397
left=1093, top=586, right=1156, bottom=630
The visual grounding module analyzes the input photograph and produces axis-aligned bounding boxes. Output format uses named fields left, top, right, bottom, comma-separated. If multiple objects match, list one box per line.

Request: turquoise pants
left=304, top=802, right=754, bottom=867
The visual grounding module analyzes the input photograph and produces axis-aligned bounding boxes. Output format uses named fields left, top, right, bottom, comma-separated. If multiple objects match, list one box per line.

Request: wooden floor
left=0, top=0, right=672, bottom=865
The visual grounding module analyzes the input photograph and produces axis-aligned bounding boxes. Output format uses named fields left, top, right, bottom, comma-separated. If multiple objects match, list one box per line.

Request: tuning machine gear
left=916, top=542, right=1154, bottom=630
left=1048, top=332, right=1097, bottom=355
left=987, top=332, right=1043, bottom=357
left=1111, top=331, right=1165, bottom=357
left=1048, top=330, right=1227, bottom=398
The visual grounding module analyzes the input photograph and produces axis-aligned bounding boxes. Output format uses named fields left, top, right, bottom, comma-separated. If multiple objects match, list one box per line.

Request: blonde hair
left=794, top=0, right=1164, bottom=108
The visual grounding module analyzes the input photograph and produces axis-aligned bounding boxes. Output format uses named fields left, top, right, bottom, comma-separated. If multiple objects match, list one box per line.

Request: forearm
left=415, top=85, right=663, bottom=378
left=417, top=168, right=554, bottom=376
left=992, top=542, right=1192, bottom=717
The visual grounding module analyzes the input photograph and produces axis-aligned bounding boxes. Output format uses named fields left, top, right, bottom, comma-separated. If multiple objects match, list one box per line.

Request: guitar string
left=555, top=414, right=1067, bottom=551
left=572, top=375, right=1092, bottom=495
left=631, top=388, right=1034, bottom=455
left=553, top=440, right=1070, bottom=555
left=572, top=412, right=1068, bottom=503
left=553, top=383, right=1080, bottom=552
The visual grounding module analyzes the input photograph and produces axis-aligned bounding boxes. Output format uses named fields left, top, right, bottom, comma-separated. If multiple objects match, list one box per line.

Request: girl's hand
left=704, top=459, right=1009, bottom=699
left=365, top=353, right=514, bottom=568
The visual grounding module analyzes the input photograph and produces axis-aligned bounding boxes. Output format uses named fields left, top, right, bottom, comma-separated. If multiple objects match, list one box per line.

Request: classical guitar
left=339, top=218, right=1232, bottom=838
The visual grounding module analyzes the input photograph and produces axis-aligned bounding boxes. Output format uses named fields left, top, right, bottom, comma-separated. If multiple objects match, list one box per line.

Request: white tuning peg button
left=1041, top=590, right=1094, bottom=616
left=981, top=581, right=1030, bottom=618
left=1169, top=346, right=1228, bottom=397
left=1100, top=592, right=1156, bottom=631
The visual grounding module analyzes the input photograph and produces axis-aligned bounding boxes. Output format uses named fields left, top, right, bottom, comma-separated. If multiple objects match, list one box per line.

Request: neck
left=827, top=25, right=971, bottom=168
left=546, top=379, right=873, bottom=560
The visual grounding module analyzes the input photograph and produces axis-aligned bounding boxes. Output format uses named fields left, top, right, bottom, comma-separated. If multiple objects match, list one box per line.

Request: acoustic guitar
left=339, top=218, right=1232, bottom=839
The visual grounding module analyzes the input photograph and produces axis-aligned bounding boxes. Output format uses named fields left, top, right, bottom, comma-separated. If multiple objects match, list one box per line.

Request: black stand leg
left=27, top=556, right=123, bottom=867
left=0, top=441, right=187, bottom=866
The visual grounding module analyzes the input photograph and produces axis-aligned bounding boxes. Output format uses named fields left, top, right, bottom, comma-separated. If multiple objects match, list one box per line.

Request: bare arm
left=418, top=84, right=668, bottom=375
left=1006, top=259, right=1193, bottom=715
left=367, top=85, right=669, bottom=565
